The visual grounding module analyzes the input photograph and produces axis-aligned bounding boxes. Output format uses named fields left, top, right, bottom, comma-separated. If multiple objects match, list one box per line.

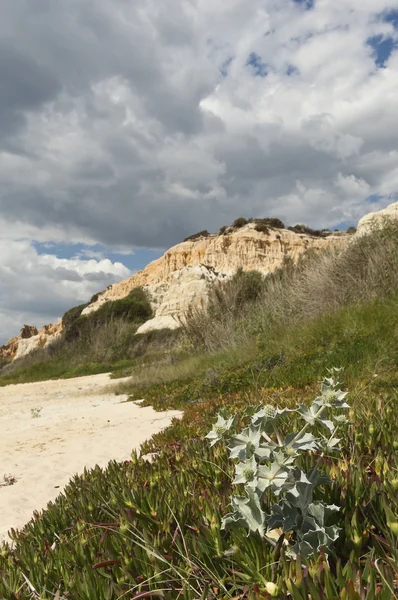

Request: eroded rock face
left=83, top=225, right=348, bottom=331
left=357, top=201, right=398, bottom=236
left=0, top=326, right=39, bottom=361
left=8, top=202, right=398, bottom=362
left=136, top=265, right=229, bottom=334
left=0, top=322, right=63, bottom=362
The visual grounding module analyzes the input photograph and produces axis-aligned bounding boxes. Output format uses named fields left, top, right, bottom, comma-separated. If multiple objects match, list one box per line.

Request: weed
left=0, top=474, right=17, bottom=488
left=30, top=406, right=42, bottom=419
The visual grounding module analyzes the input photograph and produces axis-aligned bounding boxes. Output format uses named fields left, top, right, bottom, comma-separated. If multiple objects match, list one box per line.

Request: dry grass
left=0, top=317, right=181, bottom=384
left=183, top=220, right=398, bottom=352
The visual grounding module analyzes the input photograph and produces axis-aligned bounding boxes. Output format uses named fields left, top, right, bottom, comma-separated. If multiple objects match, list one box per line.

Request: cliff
left=357, top=201, right=398, bottom=235
left=82, top=224, right=348, bottom=333
left=4, top=201, right=398, bottom=363
left=0, top=322, right=63, bottom=361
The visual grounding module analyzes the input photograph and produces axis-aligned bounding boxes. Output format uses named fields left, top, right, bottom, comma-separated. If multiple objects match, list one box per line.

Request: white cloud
left=0, top=0, right=398, bottom=338
left=0, top=240, right=131, bottom=343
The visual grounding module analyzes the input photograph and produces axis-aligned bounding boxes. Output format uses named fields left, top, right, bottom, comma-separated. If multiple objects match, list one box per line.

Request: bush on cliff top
left=183, top=230, right=210, bottom=242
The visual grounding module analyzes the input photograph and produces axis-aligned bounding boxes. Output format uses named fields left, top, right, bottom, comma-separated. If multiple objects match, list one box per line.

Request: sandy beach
left=0, top=373, right=181, bottom=542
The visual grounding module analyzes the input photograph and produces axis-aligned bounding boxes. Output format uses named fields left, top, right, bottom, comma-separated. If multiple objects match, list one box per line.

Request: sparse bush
left=232, top=217, right=248, bottom=228
left=288, top=224, right=331, bottom=237
left=254, top=222, right=269, bottom=234
left=62, top=303, right=89, bottom=331
left=30, top=406, right=42, bottom=419
left=183, top=269, right=265, bottom=351
left=64, top=288, right=152, bottom=343
left=263, top=217, right=285, bottom=229
left=183, top=230, right=210, bottom=242
left=219, top=225, right=228, bottom=235
left=90, top=292, right=100, bottom=303
left=347, top=226, right=357, bottom=234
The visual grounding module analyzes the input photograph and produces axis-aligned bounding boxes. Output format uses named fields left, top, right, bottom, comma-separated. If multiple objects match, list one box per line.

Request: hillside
left=0, top=217, right=350, bottom=364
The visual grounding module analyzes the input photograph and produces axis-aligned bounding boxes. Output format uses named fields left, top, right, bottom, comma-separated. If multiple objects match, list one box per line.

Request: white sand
left=0, top=373, right=181, bottom=542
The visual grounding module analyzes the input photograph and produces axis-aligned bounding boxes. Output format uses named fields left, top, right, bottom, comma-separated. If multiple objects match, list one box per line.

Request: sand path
left=0, top=373, right=181, bottom=542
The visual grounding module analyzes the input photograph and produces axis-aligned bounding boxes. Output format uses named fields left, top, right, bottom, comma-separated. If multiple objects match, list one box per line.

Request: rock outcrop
left=136, top=264, right=229, bottom=333
left=0, top=322, right=63, bottom=362
left=83, top=225, right=348, bottom=332
left=5, top=201, right=398, bottom=362
left=357, top=201, right=398, bottom=236
left=0, top=326, right=39, bottom=361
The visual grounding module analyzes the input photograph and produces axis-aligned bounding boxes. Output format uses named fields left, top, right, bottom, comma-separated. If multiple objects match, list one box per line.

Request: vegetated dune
left=0, top=373, right=181, bottom=542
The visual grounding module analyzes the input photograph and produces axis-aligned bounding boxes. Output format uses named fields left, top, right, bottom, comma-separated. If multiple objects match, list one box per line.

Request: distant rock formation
left=357, top=201, right=398, bottom=236
left=0, top=322, right=62, bottom=361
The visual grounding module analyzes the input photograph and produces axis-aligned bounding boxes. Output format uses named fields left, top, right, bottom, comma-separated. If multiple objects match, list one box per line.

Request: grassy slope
left=1, top=298, right=398, bottom=599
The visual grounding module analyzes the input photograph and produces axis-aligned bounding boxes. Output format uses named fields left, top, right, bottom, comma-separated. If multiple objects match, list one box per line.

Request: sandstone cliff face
left=0, top=322, right=63, bottom=361
left=0, top=325, right=39, bottom=361
left=4, top=201, right=398, bottom=362
left=357, top=201, right=398, bottom=235
left=83, top=225, right=348, bottom=332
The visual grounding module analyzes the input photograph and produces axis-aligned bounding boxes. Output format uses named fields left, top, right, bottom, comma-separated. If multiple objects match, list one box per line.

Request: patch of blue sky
left=246, top=52, right=268, bottom=77
left=331, top=220, right=356, bottom=231
left=366, top=194, right=384, bottom=205
left=220, top=56, right=234, bottom=77
left=293, top=0, right=314, bottom=10
left=286, top=64, right=299, bottom=76
left=327, top=196, right=393, bottom=232
left=32, top=242, right=163, bottom=272
left=382, top=9, right=398, bottom=29
left=367, top=34, right=397, bottom=67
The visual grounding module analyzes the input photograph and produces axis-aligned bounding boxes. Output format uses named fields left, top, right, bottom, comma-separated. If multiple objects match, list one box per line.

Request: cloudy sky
left=0, top=0, right=397, bottom=342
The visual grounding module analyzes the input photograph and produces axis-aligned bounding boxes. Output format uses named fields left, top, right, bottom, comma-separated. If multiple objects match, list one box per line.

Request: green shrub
left=62, top=303, right=89, bottom=331
left=347, top=226, right=357, bottom=234
left=254, top=222, right=269, bottom=234
left=288, top=225, right=332, bottom=237
left=232, top=217, right=248, bottom=228
left=64, top=287, right=152, bottom=343
left=207, top=269, right=265, bottom=319
left=253, top=217, right=285, bottom=229
left=219, top=225, right=228, bottom=235
left=183, top=230, right=210, bottom=242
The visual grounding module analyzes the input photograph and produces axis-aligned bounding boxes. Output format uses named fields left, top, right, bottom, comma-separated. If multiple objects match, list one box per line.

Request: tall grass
left=183, top=221, right=398, bottom=352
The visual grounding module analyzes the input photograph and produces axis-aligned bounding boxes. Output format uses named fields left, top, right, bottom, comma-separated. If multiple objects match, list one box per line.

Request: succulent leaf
left=228, top=425, right=262, bottom=460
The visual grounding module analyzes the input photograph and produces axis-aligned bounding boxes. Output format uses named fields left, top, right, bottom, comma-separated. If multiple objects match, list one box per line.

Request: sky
left=1, top=0, right=398, bottom=343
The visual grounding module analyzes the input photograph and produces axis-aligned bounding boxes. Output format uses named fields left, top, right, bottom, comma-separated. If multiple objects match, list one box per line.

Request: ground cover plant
left=1, top=222, right=398, bottom=598
left=1, top=365, right=398, bottom=598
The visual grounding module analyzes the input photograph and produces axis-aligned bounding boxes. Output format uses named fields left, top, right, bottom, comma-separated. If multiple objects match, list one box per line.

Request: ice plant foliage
left=206, top=368, right=350, bottom=559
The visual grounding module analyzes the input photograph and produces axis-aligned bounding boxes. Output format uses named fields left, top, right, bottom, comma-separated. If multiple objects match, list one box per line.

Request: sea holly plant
left=206, top=368, right=350, bottom=559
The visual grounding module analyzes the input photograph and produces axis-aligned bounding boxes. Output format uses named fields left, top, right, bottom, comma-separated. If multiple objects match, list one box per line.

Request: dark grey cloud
left=0, top=0, right=397, bottom=249
left=0, top=43, right=61, bottom=140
